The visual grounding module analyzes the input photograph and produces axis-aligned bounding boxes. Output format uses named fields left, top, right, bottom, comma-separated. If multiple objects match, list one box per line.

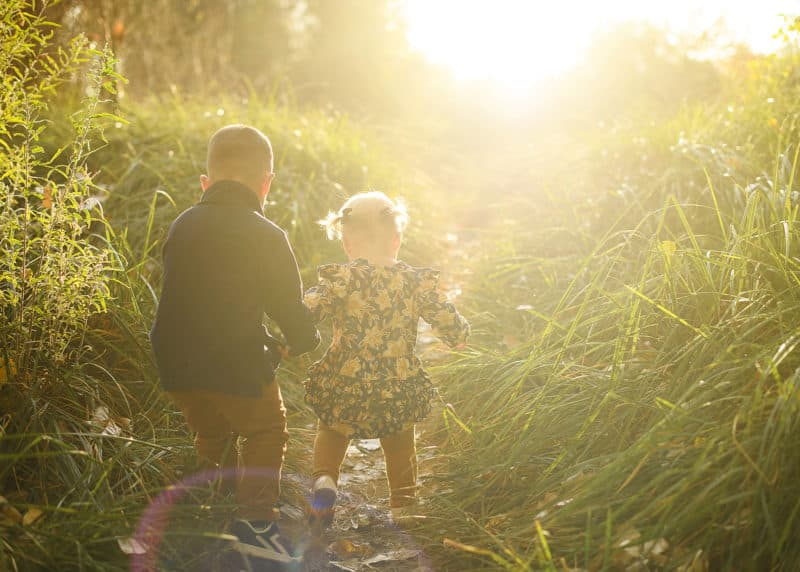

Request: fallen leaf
left=117, top=536, right=147, bottom=555
left=102, top=420, right=122, bottom=437
left=348, top=511, right=371, bottom=530
left=328, top=539, right=369, bottom=559
left=643, top=538, right=669, bottom=556
left=349, top=461, right=371, bottom=473
left=91, top=406, right=110, bottom=425
left=90, top=405, right=124, bottom=436
left=2, top=504, right=23, bottom=524
left=356, top=439, right=381, bottom=452
left=22, top=507, right=44, bottom=526
left=0, top=497, right=18, bottom=528
left=362, top=547, right=419, bottom=565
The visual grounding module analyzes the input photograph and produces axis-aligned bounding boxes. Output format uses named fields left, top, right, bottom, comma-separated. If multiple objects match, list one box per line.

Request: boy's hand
left=280, top=345, right=291, bottom=360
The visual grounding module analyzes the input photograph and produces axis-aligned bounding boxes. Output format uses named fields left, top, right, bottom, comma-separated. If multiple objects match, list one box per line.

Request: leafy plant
left=0, top=0, right=124, bottom=372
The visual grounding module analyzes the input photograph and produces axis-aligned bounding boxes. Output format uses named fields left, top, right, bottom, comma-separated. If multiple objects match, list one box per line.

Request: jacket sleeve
left=263, top=231, right=320, bottom=356
left=303, top=264, right=348, bottom=323
left=418, top=269, right=470, bottom=348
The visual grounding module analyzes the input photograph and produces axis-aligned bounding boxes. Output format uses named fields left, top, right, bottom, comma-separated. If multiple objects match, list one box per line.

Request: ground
left=280, top=324, right=463, bottom=572
left=286, top=419, right=442, bottom=572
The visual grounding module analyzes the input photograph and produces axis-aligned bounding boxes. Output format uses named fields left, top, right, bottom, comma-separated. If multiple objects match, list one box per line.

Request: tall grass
left=6, top=3, right=800, bottom=571
left=422, top=44, right=800, bottom=571
left=2, top=4, right=450, bottom=570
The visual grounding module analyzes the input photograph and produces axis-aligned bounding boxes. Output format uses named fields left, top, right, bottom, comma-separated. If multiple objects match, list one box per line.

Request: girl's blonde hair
left=320, top=191, right=409, bottom=242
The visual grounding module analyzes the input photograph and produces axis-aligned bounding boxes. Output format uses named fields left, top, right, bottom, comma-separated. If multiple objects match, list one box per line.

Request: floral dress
left=303, top=258, right=470, bottom=438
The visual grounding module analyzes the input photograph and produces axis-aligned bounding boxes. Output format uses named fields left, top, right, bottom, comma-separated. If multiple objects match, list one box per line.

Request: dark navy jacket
left=150, top=180, right=320, bottom=396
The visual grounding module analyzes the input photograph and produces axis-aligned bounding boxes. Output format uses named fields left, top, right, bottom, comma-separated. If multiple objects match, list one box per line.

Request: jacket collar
left=200, top=180, right=263, bottom=213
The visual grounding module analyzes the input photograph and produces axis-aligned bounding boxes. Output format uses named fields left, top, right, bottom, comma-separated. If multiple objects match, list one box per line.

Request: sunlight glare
left=404, top=0, right=789, bottom=93
left=404, top=0, right=588, bottom=92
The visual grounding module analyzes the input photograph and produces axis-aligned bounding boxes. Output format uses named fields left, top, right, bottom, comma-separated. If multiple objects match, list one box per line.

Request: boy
left=150, top=124, right=319, bottom=567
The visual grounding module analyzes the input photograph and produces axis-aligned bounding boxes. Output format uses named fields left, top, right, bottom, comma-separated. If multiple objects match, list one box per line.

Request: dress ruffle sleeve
left=304, top=264, right=350, bottom=323
left=417, top=268, right=470, bottom=347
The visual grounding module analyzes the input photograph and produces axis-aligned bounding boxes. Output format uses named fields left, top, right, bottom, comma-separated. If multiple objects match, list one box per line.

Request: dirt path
left=294, top=428, right=440, bottom=572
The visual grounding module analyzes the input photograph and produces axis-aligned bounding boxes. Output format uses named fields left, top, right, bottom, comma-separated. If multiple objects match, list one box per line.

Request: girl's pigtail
left=319, top=210, right=343, bottom=240
left=381, top=198, right=409, bottom=233
left=391, top=198, right=409, bottom=232
left=322, top=194, right=408, bottom=240
left=319, top=207, right=353, bottom=240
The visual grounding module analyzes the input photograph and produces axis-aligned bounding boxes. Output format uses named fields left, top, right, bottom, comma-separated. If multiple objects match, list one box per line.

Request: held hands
left=278, top=344, right=313, bottom=369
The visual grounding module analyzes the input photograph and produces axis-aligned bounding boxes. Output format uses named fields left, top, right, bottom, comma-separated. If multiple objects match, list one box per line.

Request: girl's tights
left=312, top=422, right=417, bottom=508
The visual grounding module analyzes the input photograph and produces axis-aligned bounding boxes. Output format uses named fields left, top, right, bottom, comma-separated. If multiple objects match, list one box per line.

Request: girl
left=303, top=191, right=469, bottom=527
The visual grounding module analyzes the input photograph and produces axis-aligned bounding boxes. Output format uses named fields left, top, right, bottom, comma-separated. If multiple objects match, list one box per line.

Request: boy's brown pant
left=168, top=380, right=289, bottom=521
left=313, top=422, right=417, bottom=508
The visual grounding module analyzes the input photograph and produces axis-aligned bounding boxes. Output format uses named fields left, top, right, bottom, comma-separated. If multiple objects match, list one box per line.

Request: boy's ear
left=200, top=174, right=211, bottom=193
left=258, top=172, right=274, bottom=202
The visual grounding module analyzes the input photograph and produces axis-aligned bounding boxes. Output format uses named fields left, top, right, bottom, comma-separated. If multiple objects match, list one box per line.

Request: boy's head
left=200, top=124, right=274, bottom=203
left=321, top=191, right=408, bottom=262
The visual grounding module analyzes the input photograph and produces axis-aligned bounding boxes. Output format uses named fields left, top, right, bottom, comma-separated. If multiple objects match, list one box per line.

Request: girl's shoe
left=309, top=475, right=337, bottom=533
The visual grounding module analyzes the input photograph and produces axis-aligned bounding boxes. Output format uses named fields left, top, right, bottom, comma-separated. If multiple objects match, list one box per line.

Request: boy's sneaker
left=308, top=475, right=337, bottom=533
left=228, top=519, right=301, bottom=571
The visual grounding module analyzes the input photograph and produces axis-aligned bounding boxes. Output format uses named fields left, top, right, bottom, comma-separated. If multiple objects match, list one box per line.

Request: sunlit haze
left=404, top=0, right=793, bottom=91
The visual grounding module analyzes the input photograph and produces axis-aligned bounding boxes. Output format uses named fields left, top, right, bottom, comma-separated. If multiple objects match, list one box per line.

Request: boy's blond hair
left=207, top=124, right=273, bottom=189
left=321, top=191, right=408, bottom=243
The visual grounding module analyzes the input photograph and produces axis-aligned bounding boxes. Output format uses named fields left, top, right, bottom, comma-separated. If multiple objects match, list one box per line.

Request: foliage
left=0, top=3, right=444, bottom=570
left=47, top=0, right=293, bottom=95
left=46, top=0, right=417, bottom=112
left=4, top=2, right=800, bottom=571
left=422, top=37, right=800, bottom=572
left=0, top=2, right=158, bottom=569
left=0, top=0, right=116, bottom=369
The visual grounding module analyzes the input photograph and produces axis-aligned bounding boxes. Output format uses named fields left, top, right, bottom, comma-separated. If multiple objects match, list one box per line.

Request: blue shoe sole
left=309, top=488, right=337, bottom=532
left=311, top=488, right=336, bottom=511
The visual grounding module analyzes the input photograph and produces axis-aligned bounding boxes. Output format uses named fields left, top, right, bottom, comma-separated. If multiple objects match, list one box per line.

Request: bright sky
left=404, top=0, right=798, bottom=91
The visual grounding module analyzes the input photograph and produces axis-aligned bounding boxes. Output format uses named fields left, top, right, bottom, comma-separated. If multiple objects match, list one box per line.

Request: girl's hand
left=280, top=345, right=291, bottom=359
